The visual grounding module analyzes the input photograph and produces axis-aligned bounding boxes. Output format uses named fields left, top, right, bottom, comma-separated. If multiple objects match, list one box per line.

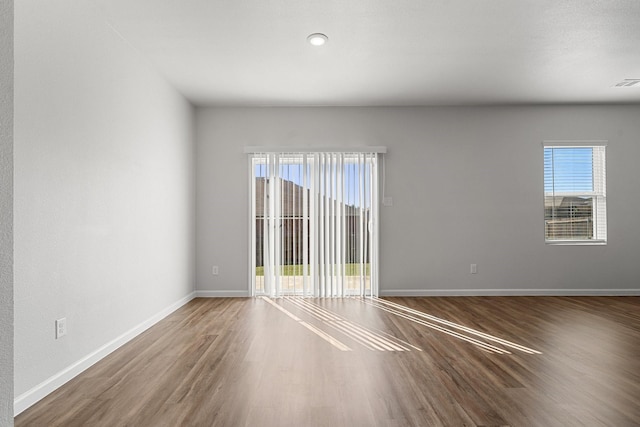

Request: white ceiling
left=94, top=0, right=640, bottom=107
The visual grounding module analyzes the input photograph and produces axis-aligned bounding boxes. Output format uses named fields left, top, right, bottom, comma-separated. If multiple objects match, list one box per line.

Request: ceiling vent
left=613, top=79, right=640, bottom=88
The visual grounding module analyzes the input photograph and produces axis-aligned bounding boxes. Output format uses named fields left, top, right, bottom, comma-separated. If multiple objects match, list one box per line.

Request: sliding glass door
left=249, top=151, right=379, bottom=298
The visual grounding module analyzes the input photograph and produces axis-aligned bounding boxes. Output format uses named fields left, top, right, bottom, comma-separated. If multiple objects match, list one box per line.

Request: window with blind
left=248, top=149, right=382, bottom=297
left=543, top=142, right=607, bottom=244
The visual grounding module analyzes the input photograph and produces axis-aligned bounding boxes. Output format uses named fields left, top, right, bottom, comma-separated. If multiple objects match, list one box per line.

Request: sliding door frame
left=247, top=147, right=385, bottom=298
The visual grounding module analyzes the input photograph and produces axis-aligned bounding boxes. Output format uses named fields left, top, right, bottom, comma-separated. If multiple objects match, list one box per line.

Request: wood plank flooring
left=15, top=296, right=640, bottom=426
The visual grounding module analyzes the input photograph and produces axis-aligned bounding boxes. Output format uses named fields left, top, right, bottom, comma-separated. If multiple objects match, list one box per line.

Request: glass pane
left=544, top=147, right=593, bottom=193
left=253, top=153, right=376, bottom=296
left=543, top=146, right=604, bottom=241
left=544, top=196, right=594, bottom=240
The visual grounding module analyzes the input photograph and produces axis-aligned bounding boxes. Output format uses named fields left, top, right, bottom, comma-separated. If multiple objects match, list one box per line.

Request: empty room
left=2, top=0, right=640, bottom=426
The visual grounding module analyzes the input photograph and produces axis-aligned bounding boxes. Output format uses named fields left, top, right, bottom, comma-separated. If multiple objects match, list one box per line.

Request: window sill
left=545, top=240, right=607, bottom=246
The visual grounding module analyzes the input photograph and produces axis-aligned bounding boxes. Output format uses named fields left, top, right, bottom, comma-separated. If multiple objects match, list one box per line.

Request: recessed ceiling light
left=307, top=33, right=328, bottom=46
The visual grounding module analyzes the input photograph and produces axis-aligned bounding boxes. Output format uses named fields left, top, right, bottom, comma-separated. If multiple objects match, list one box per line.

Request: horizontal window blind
left=543, top=143, right=606, bottom=243
left=250, top=152, right=379, bottom=297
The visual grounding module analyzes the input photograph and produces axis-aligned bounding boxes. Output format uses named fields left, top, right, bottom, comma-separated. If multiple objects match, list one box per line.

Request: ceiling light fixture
left=307, top=33, right=328, bottom=46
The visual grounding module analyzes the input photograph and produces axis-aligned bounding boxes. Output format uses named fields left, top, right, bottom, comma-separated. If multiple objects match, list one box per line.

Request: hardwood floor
left=15, top=296, right=640, bottom=426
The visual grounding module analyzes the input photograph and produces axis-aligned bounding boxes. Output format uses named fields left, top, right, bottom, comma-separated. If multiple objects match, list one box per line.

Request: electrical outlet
left=470, top=264, right=478, bottom=274
left=56, top=318, right=67, bottom=339
left=212, top=266, right=219, bottom=275
left=383, top=197, right=393, bottom=206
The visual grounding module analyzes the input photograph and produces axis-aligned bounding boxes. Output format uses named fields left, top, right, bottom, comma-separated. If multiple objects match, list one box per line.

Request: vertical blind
left=249, top=151, right=380, bottom=298
left=543, top=143, right=607, bottom=242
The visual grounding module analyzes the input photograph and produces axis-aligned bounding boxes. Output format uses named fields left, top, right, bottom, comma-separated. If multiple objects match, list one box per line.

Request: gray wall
left=1, top=0, right=14, bottom=424
left=14, top=0, right=195, bottom=402
left=196, top=106, right=640, bottom=295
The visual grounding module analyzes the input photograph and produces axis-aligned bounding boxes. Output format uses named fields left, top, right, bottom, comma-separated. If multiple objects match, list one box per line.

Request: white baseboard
left=193, top=289, right=640, bottom=297
left=379, top=289, right=640, bottom=297
left=14, top=291, right=197, bottom=416
left=195, top=290, right=250, bottom=297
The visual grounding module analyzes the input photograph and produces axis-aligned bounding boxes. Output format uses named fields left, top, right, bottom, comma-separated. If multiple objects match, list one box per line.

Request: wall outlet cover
left=56, top=318, right=67, bottom=339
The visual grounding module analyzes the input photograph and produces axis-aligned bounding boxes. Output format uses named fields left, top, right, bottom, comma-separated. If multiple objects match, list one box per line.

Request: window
left=543, top=141, right=607, bottom=244
left=247, top=149, right=383, bottom=297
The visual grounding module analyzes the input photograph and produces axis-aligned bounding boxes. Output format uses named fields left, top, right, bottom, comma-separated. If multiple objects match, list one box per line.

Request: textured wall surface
left=0, top=0, right=14, bottom=424
left=14, top=0, right=195, bottom=400
left=196, top=106, right=640, bottom=295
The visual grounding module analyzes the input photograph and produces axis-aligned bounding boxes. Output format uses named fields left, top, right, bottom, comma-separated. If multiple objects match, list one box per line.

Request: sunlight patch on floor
left=365, top=298, right=542, bottom=355
left=263, top=297, right=421, bottom=352
left=262, top=297, right=352, bottom=351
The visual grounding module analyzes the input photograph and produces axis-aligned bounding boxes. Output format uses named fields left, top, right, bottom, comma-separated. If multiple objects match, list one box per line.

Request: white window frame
left=543, top=140, right=607, bottom=245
